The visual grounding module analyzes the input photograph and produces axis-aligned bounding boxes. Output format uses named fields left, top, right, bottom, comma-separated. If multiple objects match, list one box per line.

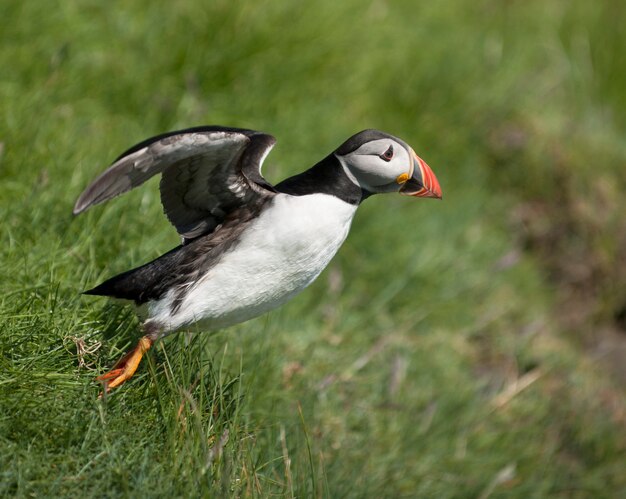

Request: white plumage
left=149, top=193, right=358, bottom=332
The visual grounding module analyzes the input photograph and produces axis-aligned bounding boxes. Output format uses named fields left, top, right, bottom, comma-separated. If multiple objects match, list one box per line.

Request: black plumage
left=84, top=201, right=268, bottom=306
left=73, top=126, right=276, bottom=242
left=275, top=154, right=367, bottom=204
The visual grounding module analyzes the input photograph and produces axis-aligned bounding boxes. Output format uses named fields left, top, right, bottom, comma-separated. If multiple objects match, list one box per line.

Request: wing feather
left=73, top=126, right=277, bottom=241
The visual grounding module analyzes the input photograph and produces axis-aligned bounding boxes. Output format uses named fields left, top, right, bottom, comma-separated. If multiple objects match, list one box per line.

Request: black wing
left=73, top=126, right=277, bottom=241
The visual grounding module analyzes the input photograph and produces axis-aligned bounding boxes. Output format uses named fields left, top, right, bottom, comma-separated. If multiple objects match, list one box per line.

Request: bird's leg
left=96, top=335, right=153, bottom=395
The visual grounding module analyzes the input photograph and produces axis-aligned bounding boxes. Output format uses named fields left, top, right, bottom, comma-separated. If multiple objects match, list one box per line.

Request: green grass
left=1, top=0, right=625, bottom=497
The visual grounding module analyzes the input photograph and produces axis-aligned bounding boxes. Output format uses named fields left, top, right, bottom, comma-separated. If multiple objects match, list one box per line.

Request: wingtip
left=72, top=198, right=87, bottom=216
left=73, top=183, right=102, bottom=215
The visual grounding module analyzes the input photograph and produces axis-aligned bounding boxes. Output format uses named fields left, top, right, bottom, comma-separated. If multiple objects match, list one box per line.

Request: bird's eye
left=379, top=145, right=394, bottom=162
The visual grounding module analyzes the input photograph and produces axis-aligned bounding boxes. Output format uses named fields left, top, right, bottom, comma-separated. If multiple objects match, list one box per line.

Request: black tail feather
left=82, top=268, right=143, bottom=301
left=81, top=244, right=186, bottom=304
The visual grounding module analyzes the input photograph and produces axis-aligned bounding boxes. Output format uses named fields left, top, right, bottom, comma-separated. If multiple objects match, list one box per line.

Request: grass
left=1, top=0, right=625, bottom=497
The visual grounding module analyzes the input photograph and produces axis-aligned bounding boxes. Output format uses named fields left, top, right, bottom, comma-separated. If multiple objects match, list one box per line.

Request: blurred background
left=1, top=0, right=624, bottom=497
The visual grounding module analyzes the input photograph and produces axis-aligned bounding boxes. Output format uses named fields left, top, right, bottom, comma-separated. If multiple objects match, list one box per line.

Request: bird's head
left=334, top=130, right=442, bottom=199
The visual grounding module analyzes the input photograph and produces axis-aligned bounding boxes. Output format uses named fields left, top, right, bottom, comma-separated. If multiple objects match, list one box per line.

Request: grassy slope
left=1, top=1, right=624, bottom=497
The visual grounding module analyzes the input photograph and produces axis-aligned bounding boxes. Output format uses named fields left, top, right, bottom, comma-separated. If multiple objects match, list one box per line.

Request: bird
left=73, top=126, right=442, bottom=394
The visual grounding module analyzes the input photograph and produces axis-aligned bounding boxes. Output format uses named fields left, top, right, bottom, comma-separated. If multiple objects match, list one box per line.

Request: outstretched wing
left=73, top=126, right=277, bottom=241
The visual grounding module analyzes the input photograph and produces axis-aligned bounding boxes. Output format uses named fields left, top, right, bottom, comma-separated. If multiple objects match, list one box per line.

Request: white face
left=335, top=138, right=413, bottom=193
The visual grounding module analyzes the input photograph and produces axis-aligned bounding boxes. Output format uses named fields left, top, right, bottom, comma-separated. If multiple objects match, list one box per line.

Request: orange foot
left=96, top=336, right=153, bottom=395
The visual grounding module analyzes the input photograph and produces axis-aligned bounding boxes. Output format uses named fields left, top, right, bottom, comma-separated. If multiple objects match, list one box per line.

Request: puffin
left=73, top=126, right=442, bottom=393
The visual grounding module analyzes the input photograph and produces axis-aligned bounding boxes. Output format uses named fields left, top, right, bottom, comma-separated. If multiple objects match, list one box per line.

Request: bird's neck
left=275, top=154, right=370, bottom=205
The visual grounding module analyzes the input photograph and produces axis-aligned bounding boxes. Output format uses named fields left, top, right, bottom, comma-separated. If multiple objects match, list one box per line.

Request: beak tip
left=404, top=150, right=443, bottom=199
left=419, top=159, right=443, bottom=200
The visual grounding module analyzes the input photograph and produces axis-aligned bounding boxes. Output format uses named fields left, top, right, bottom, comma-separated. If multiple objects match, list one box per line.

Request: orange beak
left=398, top=150, right=442, bottom=199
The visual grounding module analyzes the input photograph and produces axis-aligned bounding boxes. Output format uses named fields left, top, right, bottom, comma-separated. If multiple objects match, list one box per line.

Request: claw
left=96, top=336, right=153, bottom=396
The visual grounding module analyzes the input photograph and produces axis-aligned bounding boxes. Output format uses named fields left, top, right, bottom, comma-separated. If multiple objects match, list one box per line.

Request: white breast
left=149, top=193, right=358, bottom=333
